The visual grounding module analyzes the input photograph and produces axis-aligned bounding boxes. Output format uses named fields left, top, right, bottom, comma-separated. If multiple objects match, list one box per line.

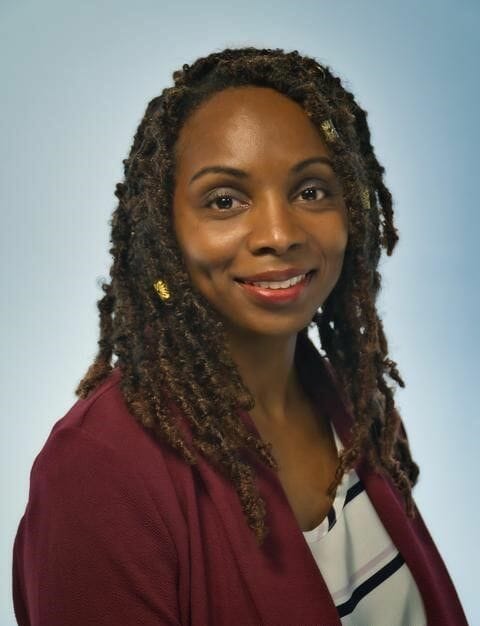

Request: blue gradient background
left=1, top=1, right=478, bottom=623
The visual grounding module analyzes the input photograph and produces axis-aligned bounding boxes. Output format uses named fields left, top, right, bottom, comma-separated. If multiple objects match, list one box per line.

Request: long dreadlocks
left=76, top=47, right=419, bottom=544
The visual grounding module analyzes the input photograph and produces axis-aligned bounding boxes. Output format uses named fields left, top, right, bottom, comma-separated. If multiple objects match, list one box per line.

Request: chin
left=226, top=316, right=313, bottom=338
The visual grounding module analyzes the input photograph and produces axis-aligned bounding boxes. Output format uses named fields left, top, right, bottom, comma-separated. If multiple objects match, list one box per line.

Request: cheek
left=173, top=205, right=211, bottom=274
left=175, top=221, right=239, bottom=278
left=320, top=213, right=349, bottom=260
left=328, top=227, right=348, bottom=254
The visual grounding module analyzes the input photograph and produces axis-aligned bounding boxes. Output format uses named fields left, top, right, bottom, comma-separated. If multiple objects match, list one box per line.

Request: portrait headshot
left=2, top=2, right=477, bottom=625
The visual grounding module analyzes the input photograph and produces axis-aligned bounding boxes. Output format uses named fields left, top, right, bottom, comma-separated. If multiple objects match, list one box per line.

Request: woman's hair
left=76, top=46, right=419, bottom=544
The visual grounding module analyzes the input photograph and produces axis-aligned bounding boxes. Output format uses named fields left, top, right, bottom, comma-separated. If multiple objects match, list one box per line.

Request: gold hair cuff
left=153, top=279, right=171, bottom=300
left=320, top=119, right=339, bottom=143
left=360, top=187, right=371, bottom=210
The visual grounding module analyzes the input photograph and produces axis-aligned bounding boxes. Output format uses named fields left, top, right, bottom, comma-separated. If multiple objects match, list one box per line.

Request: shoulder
left=29, top=368, right=188, bottom=525
left=48, top=367, right=135, bottom=446
left=39, top=368, right=168, bottom=466
left=14, top=370, right=184, bottom=625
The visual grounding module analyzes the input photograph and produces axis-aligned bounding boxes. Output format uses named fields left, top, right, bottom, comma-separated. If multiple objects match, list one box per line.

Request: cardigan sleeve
left=12, top=426, right=181, bottom=626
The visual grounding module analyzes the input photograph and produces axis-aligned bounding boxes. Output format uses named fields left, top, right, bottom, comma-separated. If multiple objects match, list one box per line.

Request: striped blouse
left=303, top=422, right=427, bottom=625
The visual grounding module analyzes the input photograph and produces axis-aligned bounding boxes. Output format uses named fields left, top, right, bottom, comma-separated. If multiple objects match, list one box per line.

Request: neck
left=225, top=330, right=306, bottom=424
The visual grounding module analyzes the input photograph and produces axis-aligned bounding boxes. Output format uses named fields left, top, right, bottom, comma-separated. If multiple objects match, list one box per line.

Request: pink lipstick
left=235, top=270, right=315, bottom=305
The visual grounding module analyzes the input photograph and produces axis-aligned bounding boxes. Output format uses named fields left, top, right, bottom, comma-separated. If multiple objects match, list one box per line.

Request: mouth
left=235, top=269, right=316, bottom=289
left=234, top=270, right=317, bottom=305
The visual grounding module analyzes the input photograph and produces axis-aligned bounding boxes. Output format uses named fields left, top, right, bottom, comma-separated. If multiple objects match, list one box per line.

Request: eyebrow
left=188, top=156, right=335, bottom=186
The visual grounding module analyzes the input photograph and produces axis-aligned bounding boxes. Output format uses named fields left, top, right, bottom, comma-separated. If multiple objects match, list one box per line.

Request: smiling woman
left=12, top=47, right=468, bottom=625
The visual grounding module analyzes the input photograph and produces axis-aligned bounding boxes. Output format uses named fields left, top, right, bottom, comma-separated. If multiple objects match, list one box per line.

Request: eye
left=296, top=183, right=328, bottom=202
left=206, top=190, right=245, bottom=211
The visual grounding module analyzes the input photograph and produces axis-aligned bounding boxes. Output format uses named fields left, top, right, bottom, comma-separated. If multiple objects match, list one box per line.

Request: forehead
left=174, top=86, right=329, bottom=171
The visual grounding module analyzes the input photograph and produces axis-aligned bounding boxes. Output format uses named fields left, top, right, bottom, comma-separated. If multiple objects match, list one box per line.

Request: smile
left=235, top=270, right=316, bottom=305
left=243, top=273, right=308, bottom=289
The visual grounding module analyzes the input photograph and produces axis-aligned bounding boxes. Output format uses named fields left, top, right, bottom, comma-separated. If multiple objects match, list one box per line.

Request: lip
left=235, top=267, right=314, bottom=282
left=236, top=270, right=316, bottom=305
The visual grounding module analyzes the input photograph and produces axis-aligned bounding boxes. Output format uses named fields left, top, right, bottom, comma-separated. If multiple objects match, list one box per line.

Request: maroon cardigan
left=12, top=341, right=468, bottom=625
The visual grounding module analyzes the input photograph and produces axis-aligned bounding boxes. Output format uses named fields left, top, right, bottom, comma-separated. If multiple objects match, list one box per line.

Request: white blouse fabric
left=302, top=422, right=427, bottom=625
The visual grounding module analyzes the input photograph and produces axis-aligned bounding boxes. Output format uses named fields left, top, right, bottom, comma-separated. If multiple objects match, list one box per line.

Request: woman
left=12, top=47, right=467, bottom=625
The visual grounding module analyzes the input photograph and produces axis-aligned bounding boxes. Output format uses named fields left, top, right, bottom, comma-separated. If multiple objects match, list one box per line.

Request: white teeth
left=248, top=273, right=307, bottom=289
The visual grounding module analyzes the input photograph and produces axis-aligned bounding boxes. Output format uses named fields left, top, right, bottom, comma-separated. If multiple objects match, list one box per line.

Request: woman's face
left=172, top=86, right=348, bottom=339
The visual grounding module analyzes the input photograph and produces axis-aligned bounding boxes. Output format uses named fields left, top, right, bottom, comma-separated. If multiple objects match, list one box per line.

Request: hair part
left=76, top=47, right=419, bottom=545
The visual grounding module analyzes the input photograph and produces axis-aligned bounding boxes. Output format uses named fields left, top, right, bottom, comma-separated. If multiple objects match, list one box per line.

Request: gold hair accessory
left=320, top=119, right=339, bottom=143
left=153, top=279, right=171, bottom=301
left=360, top=187, right=371, bottom=210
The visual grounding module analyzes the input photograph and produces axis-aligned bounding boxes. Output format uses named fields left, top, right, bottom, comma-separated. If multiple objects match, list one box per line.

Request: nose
left=246, top=191, right=307, bottom=255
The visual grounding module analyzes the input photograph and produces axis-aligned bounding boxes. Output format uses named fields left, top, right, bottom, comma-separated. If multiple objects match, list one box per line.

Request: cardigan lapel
left=305, top=341, right=468, bottom=625
left=195, top=404, right=342, bottom=624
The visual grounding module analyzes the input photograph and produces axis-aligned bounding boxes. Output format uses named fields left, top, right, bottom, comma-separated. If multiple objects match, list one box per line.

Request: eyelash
left=206, top=183, right=330, bottom=211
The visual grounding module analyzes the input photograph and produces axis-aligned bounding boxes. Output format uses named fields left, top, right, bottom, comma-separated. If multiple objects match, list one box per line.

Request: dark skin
left=173, top=86, right=348, bottom=530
